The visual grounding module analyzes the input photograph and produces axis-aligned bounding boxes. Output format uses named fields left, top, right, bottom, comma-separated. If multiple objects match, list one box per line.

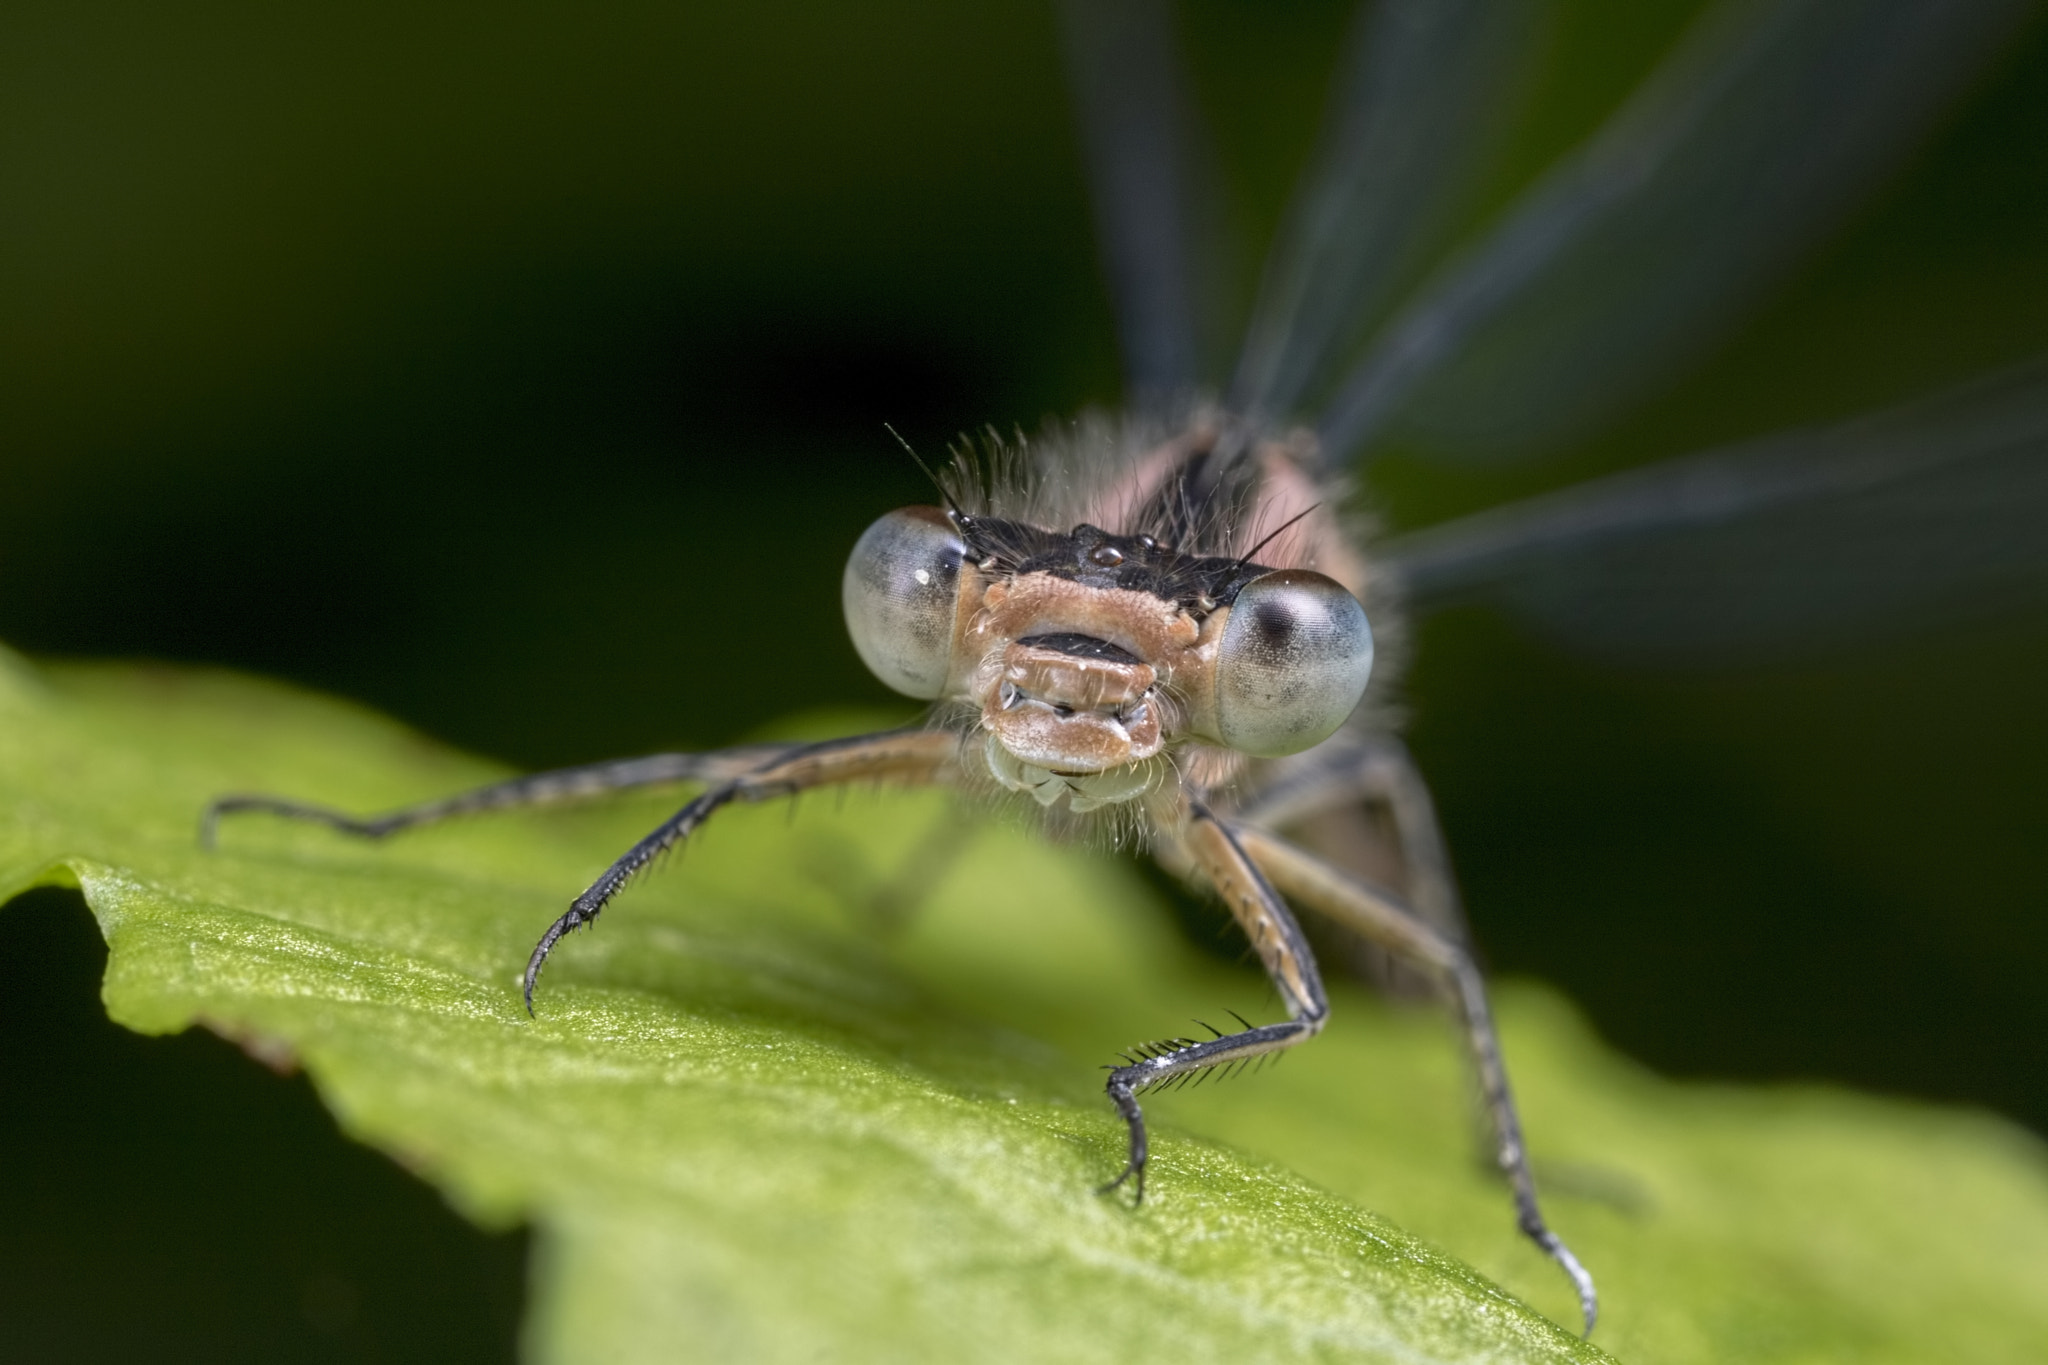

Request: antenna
left=1231, top=502, right=1320, bottom=571
left=884, top=422, right=968, bottom=521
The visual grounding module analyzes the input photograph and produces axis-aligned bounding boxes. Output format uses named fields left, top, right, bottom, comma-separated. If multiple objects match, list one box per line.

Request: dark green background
left=5, top=1, right=2047, bottom=1358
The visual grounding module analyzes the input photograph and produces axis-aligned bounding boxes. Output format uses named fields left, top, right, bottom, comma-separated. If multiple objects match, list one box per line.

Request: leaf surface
left=3, top=645, right=2044, bottom=1362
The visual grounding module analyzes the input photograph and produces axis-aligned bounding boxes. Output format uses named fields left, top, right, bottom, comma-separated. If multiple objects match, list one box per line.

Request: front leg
left=522, top=728, right=959, bottom=1010
left=1102, top=799, right=1328, bottom=1204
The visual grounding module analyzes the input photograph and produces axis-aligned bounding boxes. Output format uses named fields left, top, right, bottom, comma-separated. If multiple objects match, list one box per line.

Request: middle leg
left=1233, top=731, right=1468, bottom=943
left=1230, top=820, right=1598, bottom=1336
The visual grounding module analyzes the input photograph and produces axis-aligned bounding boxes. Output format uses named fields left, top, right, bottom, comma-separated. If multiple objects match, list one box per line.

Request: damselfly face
left=843, top=425, right=1374, bottom=820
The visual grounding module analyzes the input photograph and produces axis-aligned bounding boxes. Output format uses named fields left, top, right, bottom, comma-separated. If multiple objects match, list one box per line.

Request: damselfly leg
left=1231, top=730, right=1470, bottom=1014
left=1232, top=733, right=1466, bottom=942
left=1112, top=782, right=1595, bottom=1333
left=1103, top=798, right=1328, bottom=1208
left=204, top=729, right=961, bottom=1011
left=516, top=730, right=956, bottom=1009
left=1227, top=819, right=1600, bottom=1335
left=200, top=745, right=804, bottom=847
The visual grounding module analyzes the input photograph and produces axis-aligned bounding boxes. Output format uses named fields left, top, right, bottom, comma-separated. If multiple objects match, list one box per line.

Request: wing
left=1226, top=0, right=1541, bottom=426
left=1312, top=0, right=2036, bottom=471
left=1058, top=0, right=1219, bottom=402
left=1379, top=358, right=2048, bottom=664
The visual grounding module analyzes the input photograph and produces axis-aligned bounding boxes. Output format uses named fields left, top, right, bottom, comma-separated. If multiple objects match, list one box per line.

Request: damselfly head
left=842, top=420, right=1377, bottom=816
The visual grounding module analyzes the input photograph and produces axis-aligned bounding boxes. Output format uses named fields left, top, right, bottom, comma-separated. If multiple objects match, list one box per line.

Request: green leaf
left=2, top=643, right=2044, bottom=1364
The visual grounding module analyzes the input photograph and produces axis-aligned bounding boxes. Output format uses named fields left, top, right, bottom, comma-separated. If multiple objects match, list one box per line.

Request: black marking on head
left=1015, top=633, right=1145, bottom=665
left=960, top=518, right=1269, bottom=617
left=1131, top=435, right=1266, bottom=552
left=936, top=419, right=1285, bottom=559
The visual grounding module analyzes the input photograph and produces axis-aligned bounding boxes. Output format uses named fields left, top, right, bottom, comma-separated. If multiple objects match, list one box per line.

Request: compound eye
left=1214, top=570, right=1373, bottom=757
left=842, top=506, right=966, bottom=700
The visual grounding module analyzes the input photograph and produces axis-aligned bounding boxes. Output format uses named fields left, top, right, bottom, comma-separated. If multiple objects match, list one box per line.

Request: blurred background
left=4, top=0, right=2046, bottom=1358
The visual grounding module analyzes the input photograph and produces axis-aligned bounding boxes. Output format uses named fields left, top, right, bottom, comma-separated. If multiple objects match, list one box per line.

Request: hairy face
left=842, top=428, right=1377, bottom=820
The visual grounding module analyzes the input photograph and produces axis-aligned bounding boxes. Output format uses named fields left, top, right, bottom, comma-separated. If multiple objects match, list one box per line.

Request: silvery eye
left=842, top=506, right=965, bottom=699
left=1213, top=570, right=1374, bottom=757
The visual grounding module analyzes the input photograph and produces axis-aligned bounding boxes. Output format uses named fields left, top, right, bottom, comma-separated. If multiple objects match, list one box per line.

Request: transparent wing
left=1313, top=0, right=2035, bottom=471
left=1228, top=0, right=1541, bottom=426
left=1379, top=358, right=2048, bottom=664
left=1058, top=0, right=1218, bottom=401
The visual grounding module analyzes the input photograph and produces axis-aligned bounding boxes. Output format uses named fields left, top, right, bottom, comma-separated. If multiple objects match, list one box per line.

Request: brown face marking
left=962, top=572, right=1206, bottom=776
left=983, top=640, right=1162, bottom=771
left=968, top=573, right=1198, bottom=664
left=1002, top=642, right=1153, bottom=710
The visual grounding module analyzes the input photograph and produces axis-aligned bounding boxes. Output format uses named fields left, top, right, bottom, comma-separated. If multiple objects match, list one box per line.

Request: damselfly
left=201, top=0, right=2048, bottom=1337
